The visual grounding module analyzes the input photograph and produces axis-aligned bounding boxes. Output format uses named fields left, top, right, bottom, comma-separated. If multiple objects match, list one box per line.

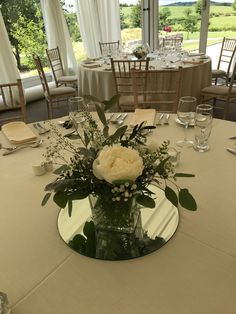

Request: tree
left=0, top=0, right=42, bottom=69
left=233, top=0, right=236, bottom=13
left=130, top=1, right=141, bottom=28
left=13, top=7, right=47, bottom=70
left=195, top=0, right=202, bottom=15
left=159, top=7, right=171, bottom=29
left=181, top=9, right=198, bottom=40
left=65, top=13, right=81, bottom=42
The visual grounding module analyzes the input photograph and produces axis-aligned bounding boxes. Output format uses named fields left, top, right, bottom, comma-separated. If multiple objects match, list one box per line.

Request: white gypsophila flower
left=92, top=144, right=144, bottom=184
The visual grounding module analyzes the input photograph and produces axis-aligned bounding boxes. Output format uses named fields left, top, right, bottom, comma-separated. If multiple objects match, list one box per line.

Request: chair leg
left=224, top=98, right=230, bottom=120
left=46, top=99, right=53, bottom=119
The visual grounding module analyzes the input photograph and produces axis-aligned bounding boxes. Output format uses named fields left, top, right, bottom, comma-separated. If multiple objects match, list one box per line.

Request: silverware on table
left=2, top=140, right=43, bottom=155
left=163, top=114, right=170, bottom=125
left=156, top=113, right=164, bottom=126
left=106, top=113, right=114, bottom=123
left=229, top=135, right=236, bottom=139
left=226, top=148, right=236, bottom=155
left=33, top=122, right=49, bottom=135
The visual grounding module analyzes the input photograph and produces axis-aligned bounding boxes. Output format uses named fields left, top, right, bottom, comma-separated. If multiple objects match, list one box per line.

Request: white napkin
left=82, top=62, right=101, bottom=69
left=129, top=109, right=156, bottom=127
left=2, top=121, right=37, bottom=144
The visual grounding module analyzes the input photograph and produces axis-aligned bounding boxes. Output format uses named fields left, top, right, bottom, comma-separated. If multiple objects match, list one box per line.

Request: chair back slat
left=0, top=79, right=26, bottom=124
left=111, top=58, right=150, bottom=111
left=99, top=41, right=120, bottom=56
left=217, top=37, right=236, bottom=78
left=46, top=46, right=64, bottom=86
left=132, top=68, right=183, bottom=113
left=33, top=54, right=51, bottom=99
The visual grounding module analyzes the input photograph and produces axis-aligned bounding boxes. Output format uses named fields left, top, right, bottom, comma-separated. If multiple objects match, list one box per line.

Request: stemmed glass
left=194, top=104, right=213, bottom=152
left=176, top=96, right=197, bottom=147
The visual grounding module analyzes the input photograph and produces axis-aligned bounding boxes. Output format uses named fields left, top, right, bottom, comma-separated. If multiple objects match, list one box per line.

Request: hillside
left=164, top=1, right=232, bottom=6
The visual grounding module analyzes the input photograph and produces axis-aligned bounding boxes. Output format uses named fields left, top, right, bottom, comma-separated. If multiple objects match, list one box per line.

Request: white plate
left=175, top=117, right=195, bottom=127
left=161, top=65, right=177, bottom=69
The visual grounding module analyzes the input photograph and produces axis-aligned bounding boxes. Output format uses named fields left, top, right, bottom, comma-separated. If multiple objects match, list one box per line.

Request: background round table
left=78, top=58, right=212, bottom=103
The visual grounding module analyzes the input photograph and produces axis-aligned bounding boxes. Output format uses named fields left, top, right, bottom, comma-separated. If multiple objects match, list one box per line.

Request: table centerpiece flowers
left=42, top=98, right=196, bottom=260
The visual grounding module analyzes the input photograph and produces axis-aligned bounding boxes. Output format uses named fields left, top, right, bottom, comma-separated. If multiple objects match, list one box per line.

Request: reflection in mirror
left=57, top=185, right=179, bottom=260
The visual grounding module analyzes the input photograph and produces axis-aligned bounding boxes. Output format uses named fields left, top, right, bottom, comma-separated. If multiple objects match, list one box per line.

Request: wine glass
left=194, top=104, right=213, bottom=152
left=176, top=96, right=197, bottom=147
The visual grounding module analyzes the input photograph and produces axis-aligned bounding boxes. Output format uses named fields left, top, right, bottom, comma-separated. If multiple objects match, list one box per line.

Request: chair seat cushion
left=212, top=69, right=226, bottom=78
left=49, top=86, right=76, bottom=96
left=58, top=75, right=77, bottom=83
left=202, top=85, right=236, bottom=96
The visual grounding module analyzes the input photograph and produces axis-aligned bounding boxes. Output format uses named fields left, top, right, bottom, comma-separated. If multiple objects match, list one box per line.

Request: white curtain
left=97, top=0, right=121, bottom=43
left=75, top=0, right=121, bottom=59
left=40, top=0, right=77, bottom=75
left=0, top=10, right=20, bottom=84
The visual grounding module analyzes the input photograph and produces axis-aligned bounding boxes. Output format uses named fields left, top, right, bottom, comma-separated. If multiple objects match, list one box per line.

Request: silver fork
left=156, top=113, right=164, bottom=126
left=163, top=114, right=170, bottom=125
left=2, top=140, right=43, bottom=155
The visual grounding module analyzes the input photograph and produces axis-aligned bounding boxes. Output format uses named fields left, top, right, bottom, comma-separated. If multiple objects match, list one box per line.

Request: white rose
left=93, top=144, right=144, bottom=184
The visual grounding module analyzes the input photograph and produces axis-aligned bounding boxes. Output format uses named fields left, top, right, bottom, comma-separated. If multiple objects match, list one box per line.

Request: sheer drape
left=75, top=0, right=121, bottom=59
left=0, top=10, right=20, bottom=84
left=40, top=0, right=77, bottom=74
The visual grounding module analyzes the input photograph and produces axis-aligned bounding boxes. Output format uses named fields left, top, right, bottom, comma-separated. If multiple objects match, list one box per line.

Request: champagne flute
left=194, top=104, right=213, bottom=152
left=176, top=96, right=197, bottom=147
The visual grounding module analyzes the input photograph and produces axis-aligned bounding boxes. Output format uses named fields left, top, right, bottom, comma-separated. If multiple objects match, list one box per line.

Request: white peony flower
left=93, top=144, right=144, bottom=184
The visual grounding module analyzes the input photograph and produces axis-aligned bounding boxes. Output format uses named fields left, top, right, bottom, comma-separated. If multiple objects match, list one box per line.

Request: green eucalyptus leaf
left=103, top=94, right=119, bottom=111
left=95, top=103, right=107, bottom=125
left=53, top=164, right=70, bottom=175
left=136, top=195, right=156, bottom=208
left=53, top=191, right=68, bottom=208
left=165, top=186, right=178, bottom=207
left=66, top=134, right=81, bottom=140
left=68, top=199, right=73, bottom=217
left=84, top=131, right=90, bottom=147
left=69, top=189, right=90, bottom=200
left=69, top=234, right=86, bottom=252
left=103, top=125, right=109, bottom=138
left=45, top=178, right=79, bottom=192
left=174, top=173, right=195, bottom=178
left=179, top=189, right=197, bottom=211
left=109, top=125, right=128, bottom=143
left=41, top=192, right=51, bottom=206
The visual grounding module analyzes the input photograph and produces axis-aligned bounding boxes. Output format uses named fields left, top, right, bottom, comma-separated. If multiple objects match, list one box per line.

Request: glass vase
left=89, top=194, right=143, bottom=260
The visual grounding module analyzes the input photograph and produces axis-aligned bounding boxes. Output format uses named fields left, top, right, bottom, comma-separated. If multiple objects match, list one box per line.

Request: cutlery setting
left=1, top=139, right=43, bottom=155
left=33, top=122, right=49, bottom=135
left=110, top=113, right=128, bottom=126
left=156, top=113, right=170, bottom=126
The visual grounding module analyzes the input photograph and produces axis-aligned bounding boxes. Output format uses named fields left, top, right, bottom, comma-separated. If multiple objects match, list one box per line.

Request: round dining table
left=78, top=56, right=212, bottom=104
left=0, top=114, right=235, bottom=314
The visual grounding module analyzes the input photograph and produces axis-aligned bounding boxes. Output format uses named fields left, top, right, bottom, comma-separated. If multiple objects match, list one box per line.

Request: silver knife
left=228, top=135, right=236, bottom=139
left=226, top=148, right=236, bottom=155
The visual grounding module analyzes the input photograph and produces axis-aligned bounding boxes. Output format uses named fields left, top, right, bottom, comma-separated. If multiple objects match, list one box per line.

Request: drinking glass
left=68, top=96, right=85, bottom=131
left=176, top=96, right=197, bottom=147
left=194, top=104, right=213, bottom=152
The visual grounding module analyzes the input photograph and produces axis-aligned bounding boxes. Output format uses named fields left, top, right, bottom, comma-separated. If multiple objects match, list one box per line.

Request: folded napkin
left=129, top=109, right=156, bottom=127
left=188, top=52, right=204, bottom=57
left=183, top=59, right=204, bottom=65
left=2, top=121, right=37, bottom=144
left=82, top=62, right=101, bottom=69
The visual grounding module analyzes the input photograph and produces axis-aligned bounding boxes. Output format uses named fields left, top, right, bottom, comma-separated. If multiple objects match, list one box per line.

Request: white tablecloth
left=78, top=58, right=212, bottom=104
left=0, top=115, right=236, bottom=314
